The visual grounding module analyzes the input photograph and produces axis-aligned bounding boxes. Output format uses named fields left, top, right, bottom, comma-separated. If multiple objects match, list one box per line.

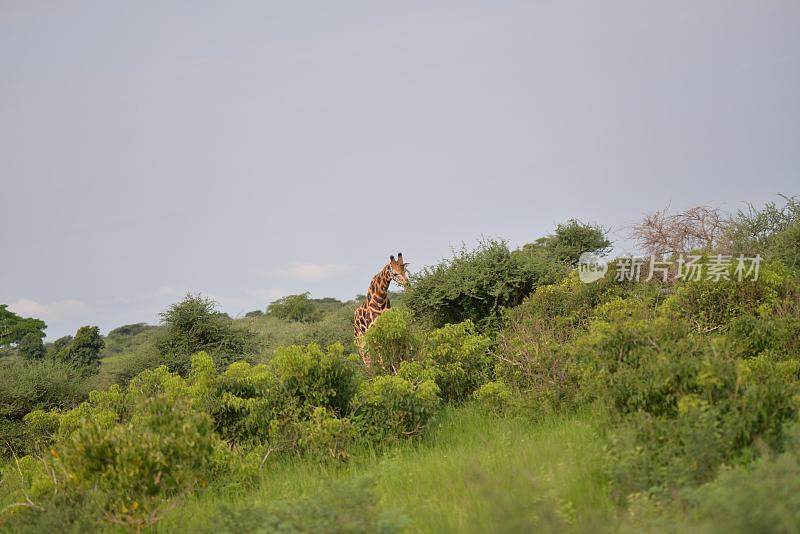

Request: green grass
left=157, top=404, right=614, bottom=533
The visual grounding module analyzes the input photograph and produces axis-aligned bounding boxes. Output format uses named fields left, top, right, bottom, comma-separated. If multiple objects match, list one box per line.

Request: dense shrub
left=404, top=239, right=567, bottom=330
left=156, top=294, right=255, bottom=374
left=523, top=219, right=612, bottom=266
left=190, top=345, right=361, bottom=456
left=101, top=343, right=165, bottom=386
left=54, top=325, right=104, bottom=372
left=266, top=343, right=361, bottom=415
left=416, top=320, right=492, bottom=403
left=363, top=308, right=419, bottom=374
left=496, top=271, right=639, bottom=405
left=3, top=367, right=228, bottom=531
left=725, top=315, right=800, bottom=362
left=661, top=260, right=799, bottom=331
left=768, top=221, right=800, bottom=272
left=16, top=332, right=46, bottom=360
left=586, top=316, right=800, bottom=497
left=473, top=381, right=518, bottom=414
left=678, top=441, right=800, bottom=533
left=0, top=359, right=88, bottom=455
left=267, top=292, right=323, bottom=323
left=351, top=375, right=440, bottom=443
left=102, top=322, right=158, bottom=357
left=722, top=194, right=800, bottom=256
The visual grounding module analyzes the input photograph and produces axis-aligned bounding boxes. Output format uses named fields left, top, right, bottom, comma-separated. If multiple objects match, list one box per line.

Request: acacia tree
left=156, top=294, right=255, bottom=374
left=630, top=205, right=725, bottom=257
left=0, top=305, right=46, bottom=349
left=267, top=293, right=322, bottom=323
left=57, top=326, right=104, bottom=371
left=17, top=332, right=46, bottom=360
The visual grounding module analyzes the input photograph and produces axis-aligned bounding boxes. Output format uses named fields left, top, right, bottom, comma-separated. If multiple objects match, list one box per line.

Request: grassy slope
left=158, top=404, right=614, bottom=533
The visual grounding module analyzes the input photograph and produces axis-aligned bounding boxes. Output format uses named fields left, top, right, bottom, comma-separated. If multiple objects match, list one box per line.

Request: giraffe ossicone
left=354, top=253, right=410, bottom=368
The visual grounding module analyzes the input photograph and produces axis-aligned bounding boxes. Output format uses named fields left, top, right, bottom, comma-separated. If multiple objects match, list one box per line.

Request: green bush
left=363, top=308, right=418, bottom=374
left=577, top=318, right=729, bottom=417
left=662, top=259, right=799, bottom=331
left=404, top=238, right=568, bottom=331
left=496, top=271, right=636, bottom=405
left=54, top=325, right=104, bottom=373
left=589, top=316, right=800, bottom=498
left=473, top=381, right=518, bottom=414
left=267, top=292, right=323, bottom=323
left=191, top=348, right=361, bottom=455
left=156, top=294, right=255, bottom=374
left=418, top=320, right=492, bottom=403
left=722, top=194, right=800, bottom=257
left=679, top=451, right=800, bottom=534
left=57, top=393, right=217, bottom=528
left=16, top=332, right=46, bottom=360
left=3, top=366, right=227, bottom=531
left=296, top=406, right=356, bottom=460
left=267, top=342, right=361, bottom=415
left=768, top=221, right=800, bottom=272
left=352, top=375, right=440, bottom=443
left=523, top=218, right=612, bottom=266
left=0, top=359, right=88, bottom=455
left=713, top=315, right=800, bottom=362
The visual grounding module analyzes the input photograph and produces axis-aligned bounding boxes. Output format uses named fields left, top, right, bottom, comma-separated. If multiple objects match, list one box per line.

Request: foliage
left=722, top=194, right=800, bottom=256
left=0, top=359, right=88, bottom=455
left=4, top=367, right=225, bottom=530
left=583, top=314, right=800, bottom=497
left=496, top=270, right=638, bottom=405
left=0, top=304, right=46, bottom=351
left=156, top=293, right=255, bottom=374
left=661, top=259, right=799, bottom=331
left=351, top=375, right=440, bottom=443
left=473, top=381, right=518, bottom=414
left=416, top=320, right=492, bottom=403
left=16, top=333, right=46, bottom=360
left=404, top=238, right=567, bottom=331
left=768, top=221, right=800, bottom=272
left=524, top=218, right=612, bottom=265
left=363, top=308, right=419, bottom=374
left=45, top=335, right=72, bottom=360
left=54, top=325, right=104, bottom=372
left=102, top=322, right=158, bottom=357
left=677, top=438, right=800, bottom=533
left=267, top=343, right=361, bottom=415
left=267, top=292, right=323, bottom=323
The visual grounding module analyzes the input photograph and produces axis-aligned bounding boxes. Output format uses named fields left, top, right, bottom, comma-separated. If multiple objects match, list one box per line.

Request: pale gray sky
left=1, top=1, right=798, bottom=338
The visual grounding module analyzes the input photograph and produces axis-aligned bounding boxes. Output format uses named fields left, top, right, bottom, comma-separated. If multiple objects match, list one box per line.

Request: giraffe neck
left=365, top=264, right=392, bottom=310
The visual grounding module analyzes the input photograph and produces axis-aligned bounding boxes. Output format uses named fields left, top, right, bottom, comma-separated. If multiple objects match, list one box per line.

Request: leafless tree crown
left=630, top=205, right=725, bottom=257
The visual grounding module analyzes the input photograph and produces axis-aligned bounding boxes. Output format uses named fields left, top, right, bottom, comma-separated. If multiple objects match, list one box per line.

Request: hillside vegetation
left=1, top=198, right=799, bottom=533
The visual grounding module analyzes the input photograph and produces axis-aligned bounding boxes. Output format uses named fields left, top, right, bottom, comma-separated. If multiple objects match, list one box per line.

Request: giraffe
left=354, top=253, right=410, bottom=368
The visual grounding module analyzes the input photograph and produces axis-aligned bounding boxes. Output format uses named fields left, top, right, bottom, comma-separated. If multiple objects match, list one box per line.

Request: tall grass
left=157, top=404, right=614, bottom=533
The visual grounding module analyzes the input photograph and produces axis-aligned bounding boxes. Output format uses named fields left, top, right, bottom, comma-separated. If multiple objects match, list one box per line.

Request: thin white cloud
left=249, top=287, right=289, bottom=301
left=9, top=298, right=88, bottom=322
left=269, top=262, right=353, bottom=282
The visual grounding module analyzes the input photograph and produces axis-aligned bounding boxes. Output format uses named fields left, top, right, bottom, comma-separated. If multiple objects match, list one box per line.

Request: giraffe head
left=388, top=252, right=410, bottom=287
